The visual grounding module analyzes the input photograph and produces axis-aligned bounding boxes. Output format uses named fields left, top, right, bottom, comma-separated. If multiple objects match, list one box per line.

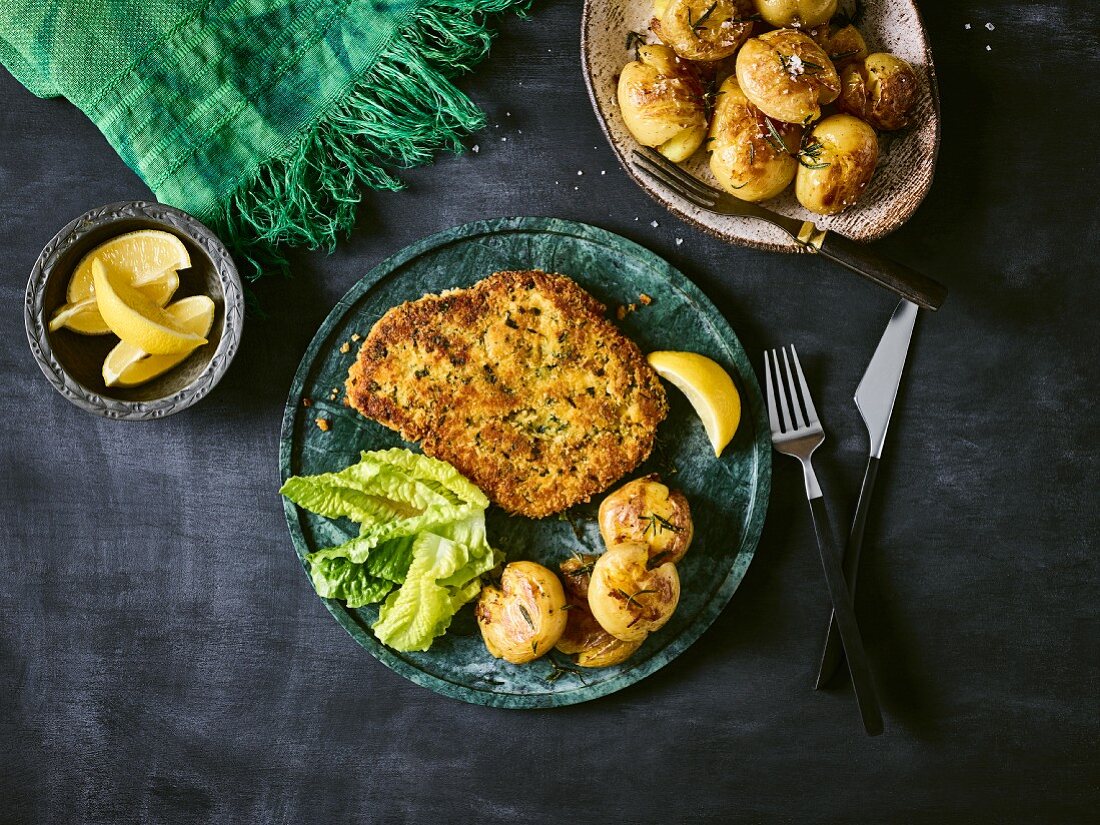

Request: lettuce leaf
left=281, top=449, right=500, bottom=651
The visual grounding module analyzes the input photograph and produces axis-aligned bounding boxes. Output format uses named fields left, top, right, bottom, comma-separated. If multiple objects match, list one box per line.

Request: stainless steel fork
left=632, top=147, right=947, bottom=311
left=765, top=345, right=884, bottom=736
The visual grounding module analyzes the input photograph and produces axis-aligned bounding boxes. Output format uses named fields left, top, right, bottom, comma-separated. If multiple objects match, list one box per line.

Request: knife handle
left=807, top=494, right=884, bottom=736
left=817, top=232, right=947, bottom=312
left=815, top=456, right=880, bottom=689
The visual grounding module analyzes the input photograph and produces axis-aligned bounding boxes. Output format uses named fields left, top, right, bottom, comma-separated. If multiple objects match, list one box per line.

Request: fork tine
left=764, top=350, right=780, bottom=433
left=632, top=153, right=718, bottom=208
left=635, top=148, right=724, bottom=201
left=781, top=347, right=806, bottom=430
left=771, top=349, right=794, bottom=432
left=790, top=345, right=819, bottom=425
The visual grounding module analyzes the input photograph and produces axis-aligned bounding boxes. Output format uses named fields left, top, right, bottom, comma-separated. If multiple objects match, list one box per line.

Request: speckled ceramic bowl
left=581, top=0, right=941, bottom=252
left=25, top=201, right=244, bottom=420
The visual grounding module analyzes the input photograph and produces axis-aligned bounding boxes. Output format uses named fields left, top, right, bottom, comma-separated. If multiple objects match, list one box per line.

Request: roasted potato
left=837, top=52, right=920, bottom=131
left=476, top=561, right=568, bottom=664
left=808, top=23, right=867, bottom=68
left=588, top=542, right=680, bottom=643
left=555, top=555, right=642, bottom=667
left=617, top=44, right=708, bottom=161
left=598, top=475, right=695, bottom=565
left=652, top=0, right=758, bottom=62
left=795, top=113, right=879, bottom=215
left=707, top=76, right=801, bottom=201
left=753, top=0, right=836, bottom=28
left=735, top=29, right=840, bottom=124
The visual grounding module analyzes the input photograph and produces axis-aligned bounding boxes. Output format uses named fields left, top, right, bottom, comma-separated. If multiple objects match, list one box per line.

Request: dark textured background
left=2, top=1, right=1097, bottom=822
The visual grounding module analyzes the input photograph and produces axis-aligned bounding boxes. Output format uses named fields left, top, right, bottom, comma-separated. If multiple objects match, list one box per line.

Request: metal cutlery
left=764, top=345, right=884, bottom=736
left=631, top=148, right=947, bottom=312
left=815, top=299, right=919, bottom=688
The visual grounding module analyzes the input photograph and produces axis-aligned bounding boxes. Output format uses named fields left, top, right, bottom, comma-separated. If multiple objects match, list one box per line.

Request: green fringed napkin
left=0, top=0, right=527, bottom=276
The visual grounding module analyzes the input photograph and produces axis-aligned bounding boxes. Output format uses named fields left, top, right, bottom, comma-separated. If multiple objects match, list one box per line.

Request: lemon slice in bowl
left=647, top=351, right=741, bottom=457
left=50, top=230, right=188, bottom=335
left=92, top=259, right=207, bottom=355
left=103, top=296, right=216, bottom=387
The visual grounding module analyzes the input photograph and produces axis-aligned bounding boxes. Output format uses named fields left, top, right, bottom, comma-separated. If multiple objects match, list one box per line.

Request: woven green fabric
left=0, top=0, right=527, bottom=276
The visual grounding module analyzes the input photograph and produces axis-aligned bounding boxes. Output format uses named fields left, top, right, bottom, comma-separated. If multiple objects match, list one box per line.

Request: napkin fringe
left=219, top=0, right=530, bottom=279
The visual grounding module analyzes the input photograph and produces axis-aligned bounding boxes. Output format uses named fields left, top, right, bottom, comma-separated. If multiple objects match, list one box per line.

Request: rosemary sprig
left=763, top=118, right=789, bottom=155
left=797, top=134, right=831, bottom=169
left=625, top=30, right=646, bottom=59
left=615, top=587, right=658, bottom=609
left=690, top=1, right=719, bottom=33
left=749, top=142, right=756, bottom=165
left=641, top=512, right=683, bottom=537
left=778, top=52, right=824, bottom=75
left=518, top=603, right=536, bottom=630
left=545, top=657, right=587, bottom=685
left=829, top=48, right=860, bottom=61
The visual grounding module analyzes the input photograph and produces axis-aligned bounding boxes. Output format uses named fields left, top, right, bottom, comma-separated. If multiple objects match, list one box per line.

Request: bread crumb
left=615, top=303, right=638, bottom=321
left=351, top=333, right=361, bottom=342
left=639, top=293, right=652, bottom=306
left=340, top=342, right=350, bottom=353
left=315, top=418, right=331, bottom=432
left=302, top=397, right=313, bottom=407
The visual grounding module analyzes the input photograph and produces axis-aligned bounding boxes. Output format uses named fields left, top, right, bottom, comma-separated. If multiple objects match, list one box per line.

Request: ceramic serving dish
left=581, top=0, right=941, bottom=252
left=25, top=201, right=244, bottom=420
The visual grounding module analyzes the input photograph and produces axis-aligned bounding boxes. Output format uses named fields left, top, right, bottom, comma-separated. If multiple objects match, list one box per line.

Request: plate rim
left=579, top=0, right=943, bottom=253
left=279, top=216, right=772, bottom=708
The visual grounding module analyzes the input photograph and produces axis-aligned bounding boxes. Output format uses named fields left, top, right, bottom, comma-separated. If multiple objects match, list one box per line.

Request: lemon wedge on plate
left=647, top=351, right=741, bottom=457
left=92, top=259, right=207, bottom=355
left=102, top=296, right=216, bottom=387
left=49, top=230, right=189, bottom=335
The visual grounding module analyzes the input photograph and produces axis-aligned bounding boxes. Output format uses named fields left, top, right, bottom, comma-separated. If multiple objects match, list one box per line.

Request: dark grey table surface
left=2, top=2, right=1097, bottom=822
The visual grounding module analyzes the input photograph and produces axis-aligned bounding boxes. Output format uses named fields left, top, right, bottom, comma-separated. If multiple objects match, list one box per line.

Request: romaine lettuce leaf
left=281, top=449, right=501, bottom=651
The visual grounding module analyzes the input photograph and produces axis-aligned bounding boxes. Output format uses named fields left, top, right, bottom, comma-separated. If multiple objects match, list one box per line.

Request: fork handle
left=816, top=232, right=947, bottom=312
left=807, top=493, right=884, bottom=736
left=815, top=456, right=880, bottom=689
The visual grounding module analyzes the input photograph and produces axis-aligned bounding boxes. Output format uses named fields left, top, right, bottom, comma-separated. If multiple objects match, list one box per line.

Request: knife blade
left=815, top=299, right=919, bottom=688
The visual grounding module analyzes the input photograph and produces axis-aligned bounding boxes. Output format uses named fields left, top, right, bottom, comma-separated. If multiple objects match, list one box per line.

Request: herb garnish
left=690, top=1, right=719, bottom=33
left=518, top=603, right=536, bottom=630
left=763, top=118, right=789, bottom=155
left=641, top=512, right=683, bottom=537
left=829, top=49, right=860, bottom=61
left=625, top=30, right=646, bottom=59
left=797, top=134, right=831, bottom=169
left=545, top=658, right=587, bottom=685
left=615, top=587, right=658, bottom=609
left=778, top=52, right=825, bottom=75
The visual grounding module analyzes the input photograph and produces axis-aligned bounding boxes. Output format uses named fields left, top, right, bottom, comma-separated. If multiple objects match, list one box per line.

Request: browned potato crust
left=708, top=76, right=802, bottom=201
left=838, top=53, right=920, bottom=131
left=808, top=23, right=868, bottom=68
left=652, top=0, right=758, bottom=62
left=617, top=44, right=708, bottom=162
left=795, top=113, right=879, bottom=215
left=598, top=474, right=695, bottom=565
left=477, top=562, right=568, bottom=664
left=735, top=29, right=840, bottom=124
left=555, top=556, right=642, bottom=667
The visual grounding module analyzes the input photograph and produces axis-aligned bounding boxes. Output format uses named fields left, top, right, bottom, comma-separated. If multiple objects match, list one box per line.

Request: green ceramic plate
left=279, top=217, right=770, bottom=708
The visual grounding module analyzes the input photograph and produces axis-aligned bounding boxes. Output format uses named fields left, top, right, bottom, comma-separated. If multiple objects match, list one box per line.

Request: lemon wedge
left=92, top=259, right=206, bottom=355
left=50, top=230, right=188, bottom=335
left=102, top=296, right=216, bottom=387
left=647, top=351, right=741, bottom=457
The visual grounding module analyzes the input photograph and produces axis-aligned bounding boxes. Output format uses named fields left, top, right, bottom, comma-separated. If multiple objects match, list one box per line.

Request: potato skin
left=617, top=44, right=708, bottom=161
left=808, top=23, right=867, bottom=68
left=735, top=29, right=840, bottom=124
left=555, top=556, right=642, bottom=667
left=588, top=542, right=680, bottom=643
left=795, top=114, right=879, bottom=215
left=598, top=474, right=695, bottom=565
left=708, top=76, right=801, bottom=201
left=753, top=0, right=836, bottom=28
left=652, top=0, right=757, bottom=62
left=838, top=52, right=920, bottom=131
left=476, top=561, right=568, bottom=664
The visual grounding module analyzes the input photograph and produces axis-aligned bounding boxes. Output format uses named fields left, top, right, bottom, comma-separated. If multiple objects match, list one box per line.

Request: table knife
left=815, top=299, right=919, bottom=688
